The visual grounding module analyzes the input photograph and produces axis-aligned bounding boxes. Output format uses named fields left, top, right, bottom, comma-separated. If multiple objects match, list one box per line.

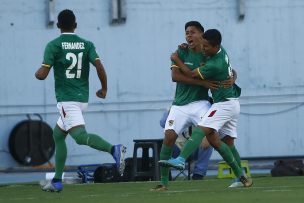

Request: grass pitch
left=0, top=175, right=303, bottom=203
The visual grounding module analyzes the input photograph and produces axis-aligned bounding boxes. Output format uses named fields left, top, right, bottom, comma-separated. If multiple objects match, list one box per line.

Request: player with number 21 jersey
left=42, top=33, right=99, bottom=102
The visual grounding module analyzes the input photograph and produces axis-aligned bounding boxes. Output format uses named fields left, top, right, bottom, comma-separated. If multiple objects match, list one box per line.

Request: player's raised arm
left=94, top=59, right=108, bottom=99
left=170, top=52, right=192, bottom=77
left=171, top=65, right=199, bottom=84
left=171, top=66, right=217, bottom=89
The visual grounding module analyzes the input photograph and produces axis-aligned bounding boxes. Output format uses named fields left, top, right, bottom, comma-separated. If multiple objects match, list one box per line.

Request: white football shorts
left=198, top=99, right=240, bottom=139
left=165, top=100, right=211, bottom=135
left=56, top=102, right=88, bottom=131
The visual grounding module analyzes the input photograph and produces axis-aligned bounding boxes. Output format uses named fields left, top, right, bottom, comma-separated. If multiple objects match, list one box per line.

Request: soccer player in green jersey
left=164, top=29, right=253, bottom=187
left=151, top=21, right=234, bottom=191
left=35, top=9, right=126, bottom=192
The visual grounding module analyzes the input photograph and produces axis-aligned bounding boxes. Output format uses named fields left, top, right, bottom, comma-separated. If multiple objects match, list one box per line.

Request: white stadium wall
left=0, top=0, right=303, bottom=168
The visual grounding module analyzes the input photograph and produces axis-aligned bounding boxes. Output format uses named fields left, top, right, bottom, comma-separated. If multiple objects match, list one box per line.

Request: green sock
left=159, top=144, right=172, bottom=186
left=69, top=127, right=113, bottom=153
left=52, top=126, right=68, bottom=180
left=229, top=145, right=242, bottom=168
left=216, top=142, right=243, bottom=178
left=180, top=127, right=205, bottom=159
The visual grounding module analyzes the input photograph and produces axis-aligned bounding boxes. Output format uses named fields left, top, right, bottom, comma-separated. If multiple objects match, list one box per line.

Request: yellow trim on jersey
left=197, top=68, right=204, bottom=80
left=42, top=64, right=51, bottom=68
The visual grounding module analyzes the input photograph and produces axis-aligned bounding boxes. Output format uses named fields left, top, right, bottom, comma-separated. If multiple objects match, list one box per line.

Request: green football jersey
left=42, top=33, right=99, bottom=102
left=171, top=48, right=209, bottom=106
left=197, top=47, right=241, bottom=103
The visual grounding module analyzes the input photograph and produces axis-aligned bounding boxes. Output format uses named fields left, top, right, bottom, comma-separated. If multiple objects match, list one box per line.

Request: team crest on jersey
left=168, top=120, right=174, bottom=126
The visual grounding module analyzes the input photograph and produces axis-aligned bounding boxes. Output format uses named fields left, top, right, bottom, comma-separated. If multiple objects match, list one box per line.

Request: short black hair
left=185, top=21, right=204, bottom=33
left=203, top=29, right=222, bottom=46
left=57, top=9, right=76, bottom=30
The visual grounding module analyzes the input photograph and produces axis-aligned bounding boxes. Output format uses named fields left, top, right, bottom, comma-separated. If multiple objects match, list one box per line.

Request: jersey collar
left=61, top=32, right=76, bottom=35
left=216, top=48, right=222, bottom=54
left=208, top=48, right=222, bottom=59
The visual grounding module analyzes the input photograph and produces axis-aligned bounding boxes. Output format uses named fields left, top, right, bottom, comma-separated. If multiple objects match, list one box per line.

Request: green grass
left=0, top=175, right=304, bottom=203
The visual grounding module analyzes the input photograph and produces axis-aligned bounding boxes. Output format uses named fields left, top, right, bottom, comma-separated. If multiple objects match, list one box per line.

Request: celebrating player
left=35, top=9, right=126, bottom=192
left=162, top=29, right=252, bottom=187
left=151, top=21, right=236, bottom=191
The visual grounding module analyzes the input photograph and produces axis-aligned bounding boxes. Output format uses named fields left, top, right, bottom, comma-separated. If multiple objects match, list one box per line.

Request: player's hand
left=170, top=52, right=179, bottom=61
left=96, top=88, right=107, bottom=99
left=200, top=80, right=219, bottom=90
left=221, top=76, right=235, bottom=88
left=178, top=43, right=188, bottom=49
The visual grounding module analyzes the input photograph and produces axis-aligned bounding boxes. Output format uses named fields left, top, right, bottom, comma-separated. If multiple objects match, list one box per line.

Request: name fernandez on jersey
left=62, top=42, right=85, bottom=50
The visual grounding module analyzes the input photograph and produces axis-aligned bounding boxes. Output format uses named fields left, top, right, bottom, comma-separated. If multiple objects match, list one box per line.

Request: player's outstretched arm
left=94, top=59, right=107, bottom=99
left=35, top=65, right=51, bottom=80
